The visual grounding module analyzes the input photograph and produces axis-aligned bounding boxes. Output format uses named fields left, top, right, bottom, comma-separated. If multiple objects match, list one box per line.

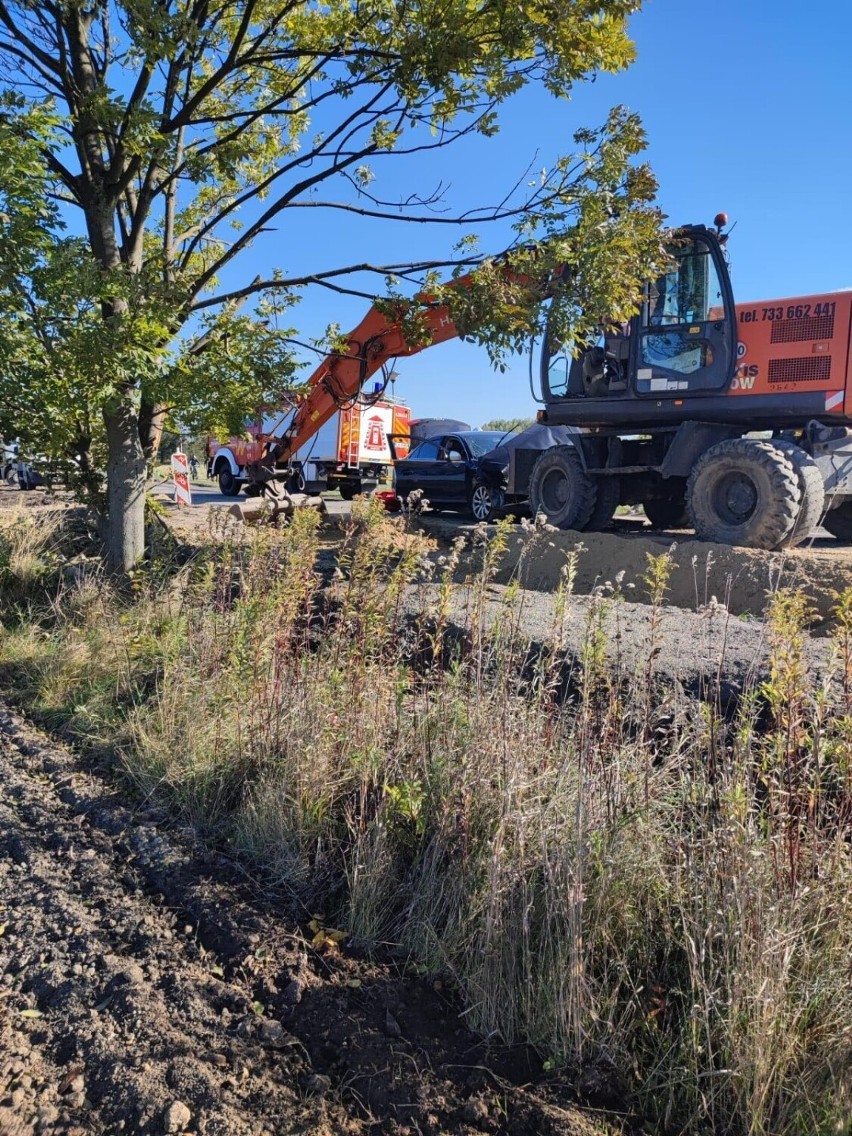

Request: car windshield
left=458, top=431, right=506, bottom=457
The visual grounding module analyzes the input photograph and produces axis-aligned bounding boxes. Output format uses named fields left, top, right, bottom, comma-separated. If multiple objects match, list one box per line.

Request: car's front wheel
left=469, top=479, right=504, bottom=523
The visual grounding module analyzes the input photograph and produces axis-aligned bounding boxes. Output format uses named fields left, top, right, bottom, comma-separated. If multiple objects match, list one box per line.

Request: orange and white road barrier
left=171, top=452, right=192, bottom=507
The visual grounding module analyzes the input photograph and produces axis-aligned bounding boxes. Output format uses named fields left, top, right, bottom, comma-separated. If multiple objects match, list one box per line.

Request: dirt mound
left=404, top=582, right=831, bottom=711
left=444, top=523, right=852, bottom=625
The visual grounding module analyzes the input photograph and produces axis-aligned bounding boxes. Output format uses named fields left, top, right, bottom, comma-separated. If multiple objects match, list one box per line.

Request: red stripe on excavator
left=826, top=390, right=844, bottom=411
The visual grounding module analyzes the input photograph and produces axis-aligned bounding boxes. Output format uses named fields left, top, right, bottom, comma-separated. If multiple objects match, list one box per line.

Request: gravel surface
left=0, top=706, right=613, bottom=1136
left=403, top=580, right=832, bottom=711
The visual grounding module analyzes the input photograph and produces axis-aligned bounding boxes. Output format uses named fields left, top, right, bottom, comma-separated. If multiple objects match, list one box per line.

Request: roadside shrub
left=3, top=498, right=852, bottom=1135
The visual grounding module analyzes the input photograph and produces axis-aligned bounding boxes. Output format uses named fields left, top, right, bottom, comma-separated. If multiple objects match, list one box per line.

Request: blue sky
left=244, top=0, right=852, bottom=427
left=26, top=1, right=852, bottom=427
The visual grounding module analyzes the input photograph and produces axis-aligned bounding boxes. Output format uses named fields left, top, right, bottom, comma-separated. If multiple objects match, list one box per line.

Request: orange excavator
left=239, top=219, right=852, bottom=549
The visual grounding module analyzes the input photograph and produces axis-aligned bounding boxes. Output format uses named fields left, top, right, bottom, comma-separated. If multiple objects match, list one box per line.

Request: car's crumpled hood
left=476, top=423, right=580, bottom=476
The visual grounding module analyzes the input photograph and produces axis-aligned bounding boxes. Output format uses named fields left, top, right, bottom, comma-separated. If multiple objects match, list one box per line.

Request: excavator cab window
left=544, top=328, right=628, bottom=400
left=541, top=227, right=735, bottom=405
left=546, top=343, right=574, bottom=398
left=637, top=235, right=732, bottom=394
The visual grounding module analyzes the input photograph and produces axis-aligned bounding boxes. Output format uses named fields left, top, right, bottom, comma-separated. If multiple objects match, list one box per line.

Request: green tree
left=0, top=0, right=664, bottom=569
left=481, top=417, right=535, bottom=433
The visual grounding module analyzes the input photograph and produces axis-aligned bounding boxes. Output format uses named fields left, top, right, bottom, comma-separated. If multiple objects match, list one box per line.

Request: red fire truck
left=208, top=394, right=411, bottom=499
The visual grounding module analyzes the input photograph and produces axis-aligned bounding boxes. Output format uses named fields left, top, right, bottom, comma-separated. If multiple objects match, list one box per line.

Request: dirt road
left=0, top=706, right=609, bottom=1136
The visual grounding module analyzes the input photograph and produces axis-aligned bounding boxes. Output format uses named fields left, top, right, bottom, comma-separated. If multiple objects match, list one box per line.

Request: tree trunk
left=138, top=398, right=166, bottom=466
left=104, top=396, right=147, bottom=572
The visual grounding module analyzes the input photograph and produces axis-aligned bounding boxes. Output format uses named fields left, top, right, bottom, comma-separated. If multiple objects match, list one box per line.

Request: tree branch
left=0, top=2, right=62, bottom=75
left=163, top=0, right=260, bottom=131
left=279, top=191, right=570, bottom=226
left=0, top=37, right=64, bottom=92
left=176, top=79, right=395, bottom=275
left=189, top=255, right=490, bottom=313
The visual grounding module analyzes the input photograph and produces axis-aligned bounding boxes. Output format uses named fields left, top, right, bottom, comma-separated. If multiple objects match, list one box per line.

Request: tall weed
left=2, top=499, right=851, bottom=1135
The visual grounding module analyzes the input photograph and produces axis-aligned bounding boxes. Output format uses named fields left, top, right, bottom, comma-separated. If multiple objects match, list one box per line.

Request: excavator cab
left=541, top=226, right=736, bottom=427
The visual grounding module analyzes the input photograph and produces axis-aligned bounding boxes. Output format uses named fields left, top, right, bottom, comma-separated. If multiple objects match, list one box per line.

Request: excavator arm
left=247, top=260, right=545, bottom=484
left=261, top=299, right=463, bottom=469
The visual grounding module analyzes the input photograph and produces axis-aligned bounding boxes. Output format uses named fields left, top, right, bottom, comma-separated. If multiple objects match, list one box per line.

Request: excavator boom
left=268, top=299, right=462, bottom=463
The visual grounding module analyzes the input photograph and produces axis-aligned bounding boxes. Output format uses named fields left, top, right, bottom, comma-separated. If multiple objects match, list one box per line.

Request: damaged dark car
left=393, top=422, right=581, bottom=522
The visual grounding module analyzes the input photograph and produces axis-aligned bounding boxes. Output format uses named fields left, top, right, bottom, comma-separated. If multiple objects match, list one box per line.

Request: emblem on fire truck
left=364, top=415, right=385, bottom=450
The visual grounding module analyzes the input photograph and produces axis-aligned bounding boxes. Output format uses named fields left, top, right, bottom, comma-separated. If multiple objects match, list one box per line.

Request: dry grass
left=1, top=499, right=852, bottom=1135
left=0, top=505, right=66, bottom=590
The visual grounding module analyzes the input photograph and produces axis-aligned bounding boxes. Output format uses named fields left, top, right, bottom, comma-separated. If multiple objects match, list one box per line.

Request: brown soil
left=420, top=515, right=852, bottom=626
left=0, top=487, right=78, bottom=511
left=0, top=484, right=841, bottom=1135
left=0, top=706, right=616, bottom=1136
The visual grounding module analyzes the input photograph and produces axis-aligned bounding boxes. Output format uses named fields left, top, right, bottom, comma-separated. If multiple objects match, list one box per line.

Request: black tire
left=339, top=482, right=357, bottom=501
left=771, top=440, right=825, bottom=546
left=468, top=479, right=505, bottom=523
left=217, top=465, right=243, bottom=497
left=528, top=446, right=596, bottom=531
left=686, top=438, right=801, bottom=549
left=583, top=475, right=620, bottom=532
left=823, top=501, right=852, bottom=542
left=643, top=494, right=690, bottom=530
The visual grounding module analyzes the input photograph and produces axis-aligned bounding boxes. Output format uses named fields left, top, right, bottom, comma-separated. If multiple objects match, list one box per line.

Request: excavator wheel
left=643, top=493, right=689, bottom=530
left=686, top=438, right=802, bottom=550
left=771, top=440, right=825, bottom=546
left=528, top=445, right=596, bottom=531
left=583, top=475, right=620, bottom=532
left=822, top=502, right=852, bottom=542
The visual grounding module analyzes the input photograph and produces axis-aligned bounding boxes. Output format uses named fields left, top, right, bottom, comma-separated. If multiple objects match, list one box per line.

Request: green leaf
left=0, top=0, right=661, bottom=565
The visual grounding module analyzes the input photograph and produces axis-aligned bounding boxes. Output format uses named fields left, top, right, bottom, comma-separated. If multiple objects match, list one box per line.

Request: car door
left=436, top=436, right=471, bottom=504
left=394, top=437, right=443, bottom=501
